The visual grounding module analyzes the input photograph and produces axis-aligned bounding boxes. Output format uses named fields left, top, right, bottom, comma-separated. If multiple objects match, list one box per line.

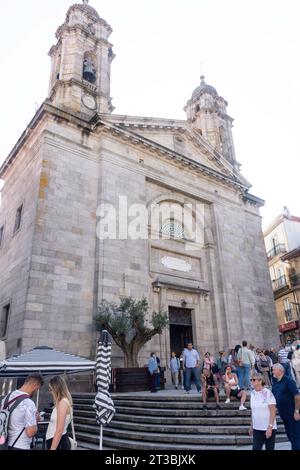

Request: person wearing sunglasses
left=223, top=366, right=247, bottom=410
left=249, top=373, right=277, bottom=450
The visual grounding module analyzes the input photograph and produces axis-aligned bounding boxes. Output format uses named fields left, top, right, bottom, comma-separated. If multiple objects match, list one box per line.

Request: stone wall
left=0, top=131, right=43, bottom=356
left=23, top=120, right=100, bottom=358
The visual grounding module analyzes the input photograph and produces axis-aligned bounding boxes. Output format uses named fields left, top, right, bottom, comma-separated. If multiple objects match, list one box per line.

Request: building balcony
left=272, top=274, right=289, bottom=293
left=267, top=243, right=287, bottom=261
left=290, top=273, right=300, bottom=287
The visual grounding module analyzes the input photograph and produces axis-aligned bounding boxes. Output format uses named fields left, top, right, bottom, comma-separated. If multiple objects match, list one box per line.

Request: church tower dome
left=191, top=76, right=218, bottom=100
left=48, top=0, right=115, bottom=115
left=184, top=76, right=236, bottom=165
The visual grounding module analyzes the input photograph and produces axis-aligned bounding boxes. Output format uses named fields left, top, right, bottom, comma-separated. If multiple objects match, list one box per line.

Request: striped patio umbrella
left=93, top=330, right=115, bottom=450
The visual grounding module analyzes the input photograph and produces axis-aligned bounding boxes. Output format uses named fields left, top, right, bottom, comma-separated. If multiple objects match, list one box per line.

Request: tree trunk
left=124, top=356, right=139, bottom=368
left=123, top=347, right=139, bottom=368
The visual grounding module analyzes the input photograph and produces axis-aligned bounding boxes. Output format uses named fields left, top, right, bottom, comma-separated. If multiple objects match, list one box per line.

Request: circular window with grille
left=161, top=220, right=185, bottom=239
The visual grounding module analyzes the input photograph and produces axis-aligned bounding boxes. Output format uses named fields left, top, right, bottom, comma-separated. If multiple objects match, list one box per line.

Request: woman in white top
left=249, top=372, right=277, bottom=450
left=46, top=376, right=73, bottom=450
left=223, top=366, right=247, bottom=410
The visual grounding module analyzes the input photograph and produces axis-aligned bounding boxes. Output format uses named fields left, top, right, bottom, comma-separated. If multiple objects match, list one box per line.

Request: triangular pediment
left=97, top=114, right=251, bottom=189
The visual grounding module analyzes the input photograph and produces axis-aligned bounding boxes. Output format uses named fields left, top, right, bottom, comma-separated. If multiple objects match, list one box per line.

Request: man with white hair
left=272, top=363, right=300, bottom=450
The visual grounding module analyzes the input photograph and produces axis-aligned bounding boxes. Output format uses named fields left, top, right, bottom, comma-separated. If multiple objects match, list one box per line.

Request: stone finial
left=82, top=0, right=89, bottom=4
left=200, top=75, right=205, bottom=83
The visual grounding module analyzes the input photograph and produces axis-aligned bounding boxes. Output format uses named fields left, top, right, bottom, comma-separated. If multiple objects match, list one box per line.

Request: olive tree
left=95, top=297, right=168, bottom=368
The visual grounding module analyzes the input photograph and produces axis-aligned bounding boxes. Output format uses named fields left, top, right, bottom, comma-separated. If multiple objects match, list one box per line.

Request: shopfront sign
left=279, top=320, right=299, bottom=333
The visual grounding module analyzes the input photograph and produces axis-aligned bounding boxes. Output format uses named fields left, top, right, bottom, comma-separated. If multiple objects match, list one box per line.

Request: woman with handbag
left=45, top=376, right=75, bottom=450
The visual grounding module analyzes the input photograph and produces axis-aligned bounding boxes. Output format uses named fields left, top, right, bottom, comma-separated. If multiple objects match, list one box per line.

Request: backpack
left=0, top=392, right=29, bottom=450
left=260, top=359, right=269, bottom=368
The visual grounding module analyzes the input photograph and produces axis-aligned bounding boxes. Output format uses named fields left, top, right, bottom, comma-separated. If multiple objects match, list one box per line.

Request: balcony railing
left=290, top=273, right=300, bottom=287
left=267, top=243, right=287, bottom=261
left=272, top=274, right=288, bottom=291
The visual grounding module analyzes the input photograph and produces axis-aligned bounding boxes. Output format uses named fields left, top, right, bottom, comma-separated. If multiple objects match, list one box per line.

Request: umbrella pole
left=99, top=425, right=103, bottom=451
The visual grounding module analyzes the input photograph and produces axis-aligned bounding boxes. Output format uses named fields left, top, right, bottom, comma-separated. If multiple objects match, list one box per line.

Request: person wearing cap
left=272, top=363, right=300, bottom=450
left=249, top=372, right=277, bottom=450
left=223, top=366, right=247, bottom=410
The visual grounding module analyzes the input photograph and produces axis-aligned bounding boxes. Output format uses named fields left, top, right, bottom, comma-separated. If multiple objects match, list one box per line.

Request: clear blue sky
left=0, top=0, right=299, bottom=228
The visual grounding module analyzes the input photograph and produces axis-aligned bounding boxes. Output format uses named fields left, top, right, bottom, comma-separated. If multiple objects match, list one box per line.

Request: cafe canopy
left=0, top=346, right=96, bottom=377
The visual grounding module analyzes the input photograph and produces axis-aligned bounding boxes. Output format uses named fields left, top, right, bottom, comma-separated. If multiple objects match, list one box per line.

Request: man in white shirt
left=1, top=373, right=44, bottom=450
left=182, top=342, right=201, bottom=393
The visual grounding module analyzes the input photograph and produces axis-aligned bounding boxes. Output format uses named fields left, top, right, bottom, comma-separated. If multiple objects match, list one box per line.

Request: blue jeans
left=184, top=367, right=201, bottom=392
left=239, top=364, right=251, bottom=389
left=282, top=418, right=300, bottom=450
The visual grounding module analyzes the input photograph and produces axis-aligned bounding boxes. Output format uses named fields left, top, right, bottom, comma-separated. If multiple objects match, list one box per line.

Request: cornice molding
left=96, top=117, right=249, bottom=192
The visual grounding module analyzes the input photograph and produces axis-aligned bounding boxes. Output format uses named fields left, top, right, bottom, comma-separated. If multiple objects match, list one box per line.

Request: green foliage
left=94, top=297, right=168, bottom=367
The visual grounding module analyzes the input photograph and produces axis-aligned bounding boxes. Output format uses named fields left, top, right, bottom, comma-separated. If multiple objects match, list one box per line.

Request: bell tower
left=48, top=0, right=115, bottom=115
left=184, top=76, right=236, bottom=165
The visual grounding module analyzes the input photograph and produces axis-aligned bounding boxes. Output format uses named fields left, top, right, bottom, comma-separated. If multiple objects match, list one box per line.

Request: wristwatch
left=268, top=424, right=273, bottom=428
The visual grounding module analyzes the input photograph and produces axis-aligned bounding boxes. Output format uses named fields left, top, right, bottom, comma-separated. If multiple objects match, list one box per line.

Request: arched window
left=82, top=52, right=96, bottom=84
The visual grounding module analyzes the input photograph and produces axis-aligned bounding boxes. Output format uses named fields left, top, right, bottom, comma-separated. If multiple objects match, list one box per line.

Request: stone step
left=74, top=410, right=255, bottom=425
left=72, top=392, right=288, bottom=450
left=73, top=397, right=251, bottom=408
left=74, top=410, right=283, bottom=426
left=76, top=431, right=288, bottom=450
left=75, top=403, right=252, bottom=417
left=77, top=434, right=244, bottom=451
left=74, top=418, right=286, bottom=436
left=74, top=424, right=269, bottom=445
left=73, top=393, right=249, bottom=402
left=76, top=405, right=252, bottom=417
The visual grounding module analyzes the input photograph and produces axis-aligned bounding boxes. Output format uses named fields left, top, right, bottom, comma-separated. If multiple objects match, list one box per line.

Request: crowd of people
left=1, top=341, right=300, bottom=451
left=148, top=339, right=300, bottom=450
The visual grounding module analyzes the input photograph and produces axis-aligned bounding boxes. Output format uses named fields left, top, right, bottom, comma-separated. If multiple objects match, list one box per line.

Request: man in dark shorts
left=201, top=368, right=220, bottom=409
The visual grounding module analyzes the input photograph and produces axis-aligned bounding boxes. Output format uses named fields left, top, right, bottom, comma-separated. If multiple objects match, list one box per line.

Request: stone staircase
left=72, top=392, right=288, bottom=450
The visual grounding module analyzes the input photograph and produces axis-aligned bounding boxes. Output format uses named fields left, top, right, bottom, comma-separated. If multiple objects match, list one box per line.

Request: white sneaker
left=239, top=405, right=247, bottom=411
left=225, top=398, right=230, bottom=404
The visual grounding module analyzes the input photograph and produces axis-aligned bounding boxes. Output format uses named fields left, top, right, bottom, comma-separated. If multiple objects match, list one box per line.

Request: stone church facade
left=0, top=1, right=278, bottom=366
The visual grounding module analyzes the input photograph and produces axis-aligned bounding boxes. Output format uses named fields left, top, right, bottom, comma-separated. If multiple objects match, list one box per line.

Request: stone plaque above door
left=161, top=256, right=192, bottom=272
